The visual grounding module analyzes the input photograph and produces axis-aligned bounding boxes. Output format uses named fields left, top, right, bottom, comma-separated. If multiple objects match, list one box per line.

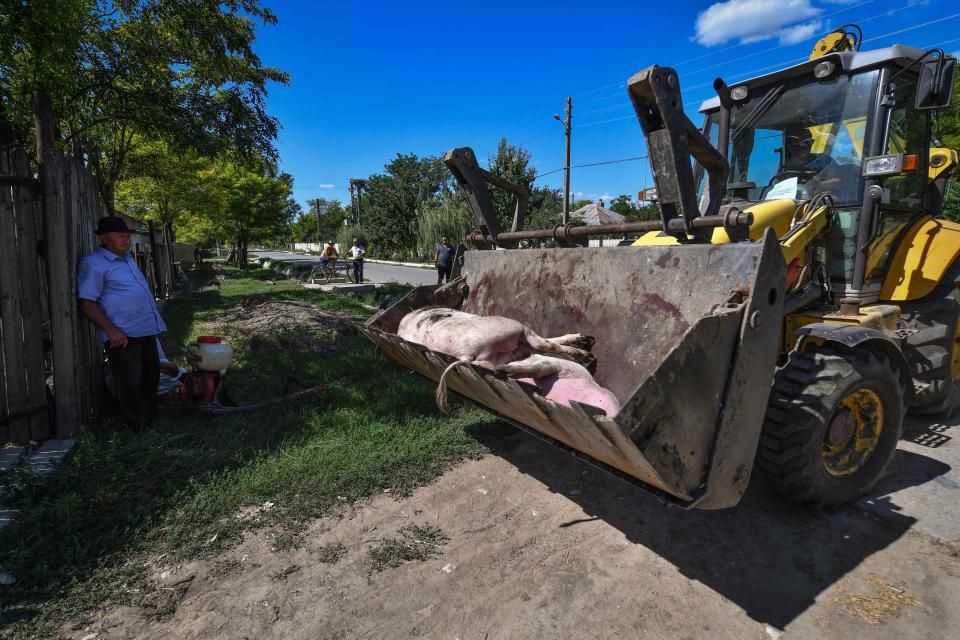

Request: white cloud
left=317, top=183, right=335, bottom=189
left=694, top=0, right=822, bottom=47
left=778, top=20, right=823, bottom=45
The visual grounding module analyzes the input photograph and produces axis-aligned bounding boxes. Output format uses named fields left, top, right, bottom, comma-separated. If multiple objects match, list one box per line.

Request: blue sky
left=252, top=0, right=960, bottom=209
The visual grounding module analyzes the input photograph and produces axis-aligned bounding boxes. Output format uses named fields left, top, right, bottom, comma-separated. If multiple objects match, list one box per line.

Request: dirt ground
left=200, top=299, right=360, bottom=347
left=69, top=411, right=960, bottom=640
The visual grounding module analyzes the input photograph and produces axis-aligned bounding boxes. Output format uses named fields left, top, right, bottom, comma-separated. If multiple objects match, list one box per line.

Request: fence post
left=41, top=151, right=81, bottom=437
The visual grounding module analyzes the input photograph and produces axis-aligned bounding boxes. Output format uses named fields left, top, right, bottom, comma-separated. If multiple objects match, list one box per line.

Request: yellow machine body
left=880, top=216, right=960, bottom=301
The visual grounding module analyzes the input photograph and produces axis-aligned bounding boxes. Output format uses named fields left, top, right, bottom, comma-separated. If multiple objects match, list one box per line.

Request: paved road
left=251, top=250, right=438, bottom=286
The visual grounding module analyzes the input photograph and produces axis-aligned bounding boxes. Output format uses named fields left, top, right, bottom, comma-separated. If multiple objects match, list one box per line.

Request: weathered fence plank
left=0, top=148, right=32, bottom=442
left=74, top=158, right=101, bottom=420
left=41, top=151, right=80, bottom=437
left=12, top=147, right=49, bottom=439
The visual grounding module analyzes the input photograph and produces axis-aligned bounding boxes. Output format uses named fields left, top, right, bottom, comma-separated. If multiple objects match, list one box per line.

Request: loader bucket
left=360, top=230, right=785, bottom=509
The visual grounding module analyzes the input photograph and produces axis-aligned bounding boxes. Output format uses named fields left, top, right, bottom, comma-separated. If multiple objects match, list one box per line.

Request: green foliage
left=2, top=0, right=288, bottom=211
left=115, top=137, right=220, bottom=226
left=608, top=194, right=660, bottom=222
left=416, top=190, right=474, bottom=258
left=363, top=153, right=450, bottom=259
left=291, top=198, right=349, bottom=243
left=488, top=137, right=537, bottom=230
left=174, top=157, right=297, bottom=261
left=335, top=222, right=365, bottom=256
left=314, top=543, right=347, bottom=565
left=935, top=62, right=960, bottom=223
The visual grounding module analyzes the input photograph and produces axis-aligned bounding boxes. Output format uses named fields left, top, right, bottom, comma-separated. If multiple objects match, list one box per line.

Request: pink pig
left=498, top=354, right=621, bottom=417
left=397, top=307, right=594, bottom=412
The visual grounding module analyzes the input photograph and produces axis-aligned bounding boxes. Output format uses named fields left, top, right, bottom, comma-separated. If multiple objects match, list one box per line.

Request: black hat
left=95, top=216, right=132, bottom=235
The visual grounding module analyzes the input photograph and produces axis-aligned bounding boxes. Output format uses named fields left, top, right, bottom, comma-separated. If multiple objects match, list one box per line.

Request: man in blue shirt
left=434, top=236, right=454, bottom=285
left=78, top=216, right=167, bottom=431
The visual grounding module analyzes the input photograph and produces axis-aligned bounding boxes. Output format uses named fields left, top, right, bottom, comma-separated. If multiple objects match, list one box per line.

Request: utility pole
left=554, top=97, right=572, bottom=224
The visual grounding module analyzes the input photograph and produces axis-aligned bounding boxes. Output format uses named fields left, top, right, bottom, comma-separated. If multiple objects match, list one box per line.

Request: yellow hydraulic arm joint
left=929, top=147, right=958, bottom=182
left=779, top=203, right=830, bottom=263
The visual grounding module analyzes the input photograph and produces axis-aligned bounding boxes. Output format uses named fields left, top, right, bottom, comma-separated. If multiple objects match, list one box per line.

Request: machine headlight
left=731, top=85, right=749, bottom=101
left=862, top=154, right=903, bottom=177
left=814, top=60, right=836, bottom=79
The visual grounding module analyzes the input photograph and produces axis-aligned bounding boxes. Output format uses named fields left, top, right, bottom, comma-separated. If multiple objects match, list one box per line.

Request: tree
left=305, top=198, right=348, bottom=242
left=177, top=157, right=295, bottom=266
left=608, top=194, right=659, bottom=222
left=114, top=137, right=218, bottom=226
left=2, top=0, right=289, bottom=212
left=935, top=64, right=960, bottom=223
left=364, top=153, right=448, bottom=258
left=569, top=198, right=592, bottom=212
left=487, top=137, right=536, bottom=231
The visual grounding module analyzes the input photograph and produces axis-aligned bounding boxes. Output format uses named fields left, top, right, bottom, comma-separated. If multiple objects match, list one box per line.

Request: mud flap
left=360, top=230, right=785, bottom=508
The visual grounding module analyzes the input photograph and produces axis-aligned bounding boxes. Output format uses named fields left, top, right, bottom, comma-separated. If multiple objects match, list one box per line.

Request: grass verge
left=0, top=263, right=493, bottom=638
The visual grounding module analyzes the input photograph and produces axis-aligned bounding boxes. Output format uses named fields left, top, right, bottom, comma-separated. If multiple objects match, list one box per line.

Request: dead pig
left=397, top=307, right=595, bottom=412
left=497, top=354, right=621, bottom=417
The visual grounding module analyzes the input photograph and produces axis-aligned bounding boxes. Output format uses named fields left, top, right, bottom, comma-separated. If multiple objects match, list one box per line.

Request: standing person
left=347, top=238, right=365, bottom=284
left=434, top=236, right=454, bottom=285
left=193, top=243, right=203, bottom=266
left=78, top=216, right=167, bottom=432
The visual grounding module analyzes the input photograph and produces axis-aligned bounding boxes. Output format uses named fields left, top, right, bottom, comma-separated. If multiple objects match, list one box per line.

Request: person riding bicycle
left=319, top=241, right=338, bottom=273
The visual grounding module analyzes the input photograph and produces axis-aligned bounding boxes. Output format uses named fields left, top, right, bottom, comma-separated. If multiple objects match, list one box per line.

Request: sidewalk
left=257, top=249, right=434, bottom=270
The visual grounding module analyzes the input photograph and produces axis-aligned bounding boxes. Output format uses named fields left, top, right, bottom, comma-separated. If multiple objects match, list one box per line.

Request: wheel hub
left=821, top=387, right=884, bottom=477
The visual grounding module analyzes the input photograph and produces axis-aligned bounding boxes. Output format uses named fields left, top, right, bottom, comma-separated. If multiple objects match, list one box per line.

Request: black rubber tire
left=898, top=260, right=960, bottom=416
left=758, top=344, right=905, bottom=509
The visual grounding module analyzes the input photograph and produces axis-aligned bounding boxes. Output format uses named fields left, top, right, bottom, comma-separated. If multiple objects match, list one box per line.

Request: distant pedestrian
left=78, top=216, right=167, bottom=432
left=435, top=236, right=453, bottom=285
left=193, top=243, right=203, bottom=266
left=348, top=238, right=365, bottom=284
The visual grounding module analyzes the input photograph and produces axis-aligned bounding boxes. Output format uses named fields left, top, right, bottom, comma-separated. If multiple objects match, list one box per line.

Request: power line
left=573, top=16, right=960, bottom=133
left=537, top=155, right=647, bottom=179
left=679, top=0, right=918, bottom=80
left=677, top=11, right=960, bottom=101
left=566, top=0, right=879, bottom=96
left=505, top=1, right=945, bottom=140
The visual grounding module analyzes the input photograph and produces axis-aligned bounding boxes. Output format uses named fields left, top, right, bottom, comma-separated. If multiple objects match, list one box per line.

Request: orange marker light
left=902, top=154, right=919, bottom=171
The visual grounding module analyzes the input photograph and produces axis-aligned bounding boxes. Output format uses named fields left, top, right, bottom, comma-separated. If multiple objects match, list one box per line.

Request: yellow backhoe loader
left=360, top=28, right=960, bottom=509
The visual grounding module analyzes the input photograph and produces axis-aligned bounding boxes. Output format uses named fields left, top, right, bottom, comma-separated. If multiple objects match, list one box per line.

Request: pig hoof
left=572, top=335, right=596, bottom=351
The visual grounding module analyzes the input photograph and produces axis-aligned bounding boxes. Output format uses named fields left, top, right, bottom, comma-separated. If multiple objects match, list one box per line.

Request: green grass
left=0, top=263, right=495, bottom=637
left=367, top=524, right=449, bottom=574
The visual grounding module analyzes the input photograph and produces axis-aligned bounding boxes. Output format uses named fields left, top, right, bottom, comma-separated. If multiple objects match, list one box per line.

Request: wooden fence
left=0, top=126, right=178, bottom=444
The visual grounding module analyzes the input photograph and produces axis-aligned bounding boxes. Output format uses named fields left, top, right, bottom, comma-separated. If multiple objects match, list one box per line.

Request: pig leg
left=521, top=329, right=592, bottom=364
left=496, top=354, right=561, bottom=379
left=544, top=333, right=596, bottom=351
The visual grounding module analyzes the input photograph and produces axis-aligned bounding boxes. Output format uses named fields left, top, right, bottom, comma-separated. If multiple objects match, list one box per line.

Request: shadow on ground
left=468, top=421, right=950, bottom=630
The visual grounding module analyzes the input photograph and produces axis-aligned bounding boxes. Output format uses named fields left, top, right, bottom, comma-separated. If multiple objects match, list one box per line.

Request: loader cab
left=696, top=45, right=949, bottom=300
